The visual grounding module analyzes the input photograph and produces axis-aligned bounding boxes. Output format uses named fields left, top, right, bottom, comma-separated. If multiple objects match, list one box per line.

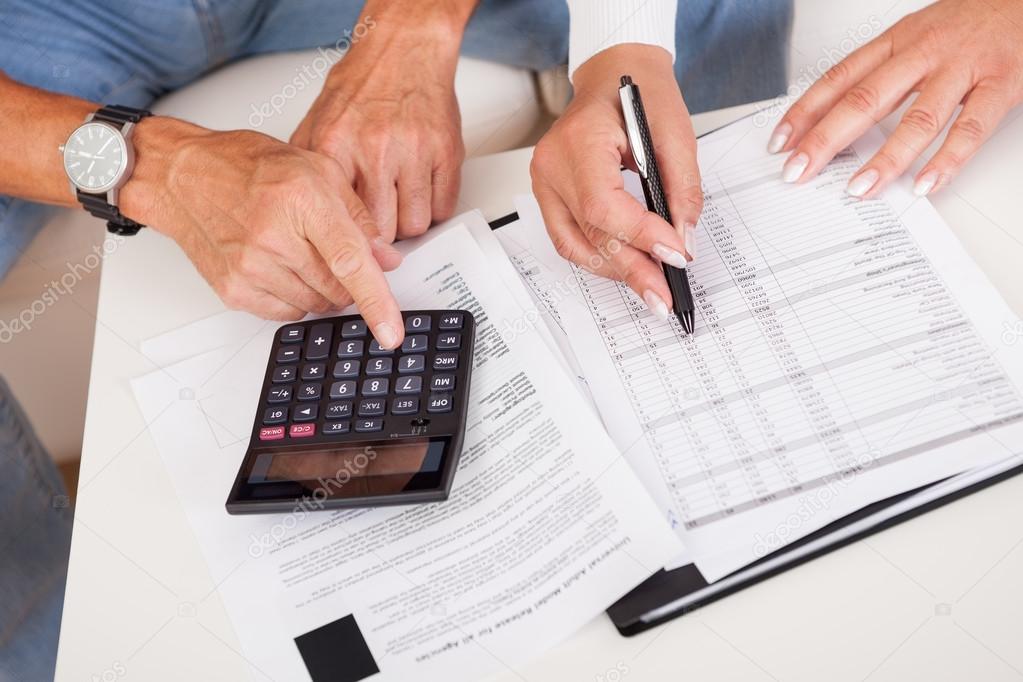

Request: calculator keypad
left=256, top=311, right=471, bottom=443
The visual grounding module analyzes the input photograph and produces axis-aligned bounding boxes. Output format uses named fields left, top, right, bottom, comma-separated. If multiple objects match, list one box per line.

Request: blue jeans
left=0, top=1, right=792, bottom=679
left=0, top=377, right=73, bottom=682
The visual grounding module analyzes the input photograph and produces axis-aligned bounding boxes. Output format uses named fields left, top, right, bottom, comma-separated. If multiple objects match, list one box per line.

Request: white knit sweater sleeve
left=566, top=0, right=678, bottom=79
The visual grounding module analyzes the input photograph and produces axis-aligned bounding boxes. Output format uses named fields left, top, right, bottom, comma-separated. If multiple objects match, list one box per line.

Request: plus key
left=305, top=323, right=333, bottom=361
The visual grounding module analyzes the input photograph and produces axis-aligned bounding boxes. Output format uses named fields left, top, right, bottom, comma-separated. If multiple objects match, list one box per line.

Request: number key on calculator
left=226, top=310, right=475, bottom=514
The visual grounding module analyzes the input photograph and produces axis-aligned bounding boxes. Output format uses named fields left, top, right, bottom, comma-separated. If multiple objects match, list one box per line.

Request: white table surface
left=56, top=103, right=1023, bottom=682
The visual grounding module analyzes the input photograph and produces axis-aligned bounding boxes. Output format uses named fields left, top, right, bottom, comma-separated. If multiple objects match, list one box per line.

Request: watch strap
left=80, top=105, right=152, bottom=235
left=77, top=189, right=146, bottom=236
left=93, top=104, right=152, bottom=127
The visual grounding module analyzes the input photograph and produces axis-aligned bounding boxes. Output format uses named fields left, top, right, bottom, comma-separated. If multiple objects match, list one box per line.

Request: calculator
left=226, top=310, right=475, bottom=514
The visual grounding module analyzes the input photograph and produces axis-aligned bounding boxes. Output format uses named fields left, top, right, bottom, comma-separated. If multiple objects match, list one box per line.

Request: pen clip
left=619, top=77, right=648, bottom=179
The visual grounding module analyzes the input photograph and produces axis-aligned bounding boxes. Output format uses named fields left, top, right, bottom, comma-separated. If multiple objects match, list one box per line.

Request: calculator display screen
left=241, top=438, right=450, bottom=500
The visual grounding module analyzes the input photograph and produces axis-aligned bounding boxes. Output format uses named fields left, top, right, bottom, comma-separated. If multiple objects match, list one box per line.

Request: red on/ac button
left=289, top=423, right=316, bottom=438
left=259, top=426, right=285, bottom=441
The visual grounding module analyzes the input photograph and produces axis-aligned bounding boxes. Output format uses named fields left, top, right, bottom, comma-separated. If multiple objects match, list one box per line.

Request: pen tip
left=679, top=311, right=694, bottom=334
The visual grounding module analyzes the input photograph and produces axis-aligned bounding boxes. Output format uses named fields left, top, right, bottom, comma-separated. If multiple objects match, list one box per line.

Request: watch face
left=62, top=122, right=129, bottom=193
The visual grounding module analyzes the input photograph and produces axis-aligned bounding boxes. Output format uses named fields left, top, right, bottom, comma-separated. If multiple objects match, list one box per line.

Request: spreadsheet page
left=534, top=115, right=1023, bottom=581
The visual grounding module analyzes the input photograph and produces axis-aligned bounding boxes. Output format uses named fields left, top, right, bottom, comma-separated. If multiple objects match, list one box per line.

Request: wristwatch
left=59, top=105, right=152, bottom=236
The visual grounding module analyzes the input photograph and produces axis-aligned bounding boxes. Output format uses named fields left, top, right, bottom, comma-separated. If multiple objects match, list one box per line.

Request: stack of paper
left=509, top=114, right=1023, bottom=582
left=130, top=112, right=1023, bottom=680
left=131, top=212, right=682, bottom=682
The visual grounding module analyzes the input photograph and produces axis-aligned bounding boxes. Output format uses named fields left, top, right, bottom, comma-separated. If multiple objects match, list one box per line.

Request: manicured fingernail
left=652, top=242, right=687, bottom=268
left=374, top=322, right=399, bottom=349
left=684, top=224, right=697, bottom=261
left=782, top=153, right=809, bottom=183
left=846, top=168, right=879, bottom=197
left=642, top=290, right=670, bottom=322
left=913, top=171, right=939, bottom=197
left=768, top=122, right=792, bottom=154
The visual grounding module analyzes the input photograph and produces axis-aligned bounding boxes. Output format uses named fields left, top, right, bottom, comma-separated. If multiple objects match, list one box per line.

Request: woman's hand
left=771, top=0, right=1023, bottom=198
left=530, top=44, right=702, bottom=319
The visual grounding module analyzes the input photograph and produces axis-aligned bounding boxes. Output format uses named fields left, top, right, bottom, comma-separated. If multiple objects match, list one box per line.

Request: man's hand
left=290, top=2, right=474, bottom=241
left=530, top=44, right=701, bottom=320
left=120, top=117, right=407, bottom=348
left=771, top=0, right=1023, bottom=198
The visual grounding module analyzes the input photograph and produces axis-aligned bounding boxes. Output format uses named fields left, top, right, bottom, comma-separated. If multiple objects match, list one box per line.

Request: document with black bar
left=130, top=214, right=682, bottom=682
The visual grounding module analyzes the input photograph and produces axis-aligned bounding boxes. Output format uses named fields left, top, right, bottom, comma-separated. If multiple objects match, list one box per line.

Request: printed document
left=131, top=217, right=682, bottom=682
left=523, top=115, right=1023, bottom=581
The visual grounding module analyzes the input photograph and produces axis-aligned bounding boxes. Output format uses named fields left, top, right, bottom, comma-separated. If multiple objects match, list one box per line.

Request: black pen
left=618, top=75, right=696, bottom=334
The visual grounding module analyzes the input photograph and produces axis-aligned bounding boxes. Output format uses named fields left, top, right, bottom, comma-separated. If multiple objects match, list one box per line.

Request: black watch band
left=76, top=189, right=144, bottom=236
left=93, top=104, right=151, bottom=126
left=77, top=105, right=152, bottom=236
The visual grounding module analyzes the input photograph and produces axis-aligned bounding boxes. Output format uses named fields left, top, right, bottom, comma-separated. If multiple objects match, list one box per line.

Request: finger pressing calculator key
left=227, top=310, right=476, bottom=514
